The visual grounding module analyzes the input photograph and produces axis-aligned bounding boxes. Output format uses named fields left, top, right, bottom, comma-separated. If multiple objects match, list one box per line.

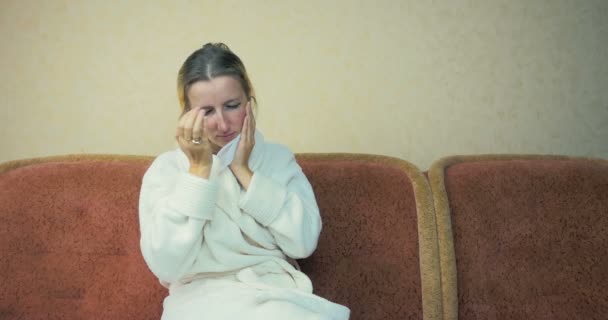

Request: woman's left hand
left=230, top=101, right=255, bottom=188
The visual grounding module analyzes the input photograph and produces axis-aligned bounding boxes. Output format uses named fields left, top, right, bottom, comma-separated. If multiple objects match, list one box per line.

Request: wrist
left=189, top=164, right=211, bottom=178
left=229, top=165, right=253, bottom=189
left=230, top=164, right=250, bottom=174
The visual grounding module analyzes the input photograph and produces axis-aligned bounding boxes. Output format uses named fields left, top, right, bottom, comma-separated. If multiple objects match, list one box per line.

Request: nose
left=216, top=111, right=228, bottom=132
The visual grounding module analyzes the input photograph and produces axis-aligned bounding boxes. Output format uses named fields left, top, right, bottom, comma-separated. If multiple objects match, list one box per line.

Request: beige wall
left=1, top=0, right=606, bottom=169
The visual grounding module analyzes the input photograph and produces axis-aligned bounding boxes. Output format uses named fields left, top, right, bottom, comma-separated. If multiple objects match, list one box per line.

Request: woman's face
left=186, top=76, right=247, bottom=152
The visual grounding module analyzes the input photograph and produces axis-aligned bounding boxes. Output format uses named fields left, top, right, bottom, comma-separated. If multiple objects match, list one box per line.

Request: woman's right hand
left=176, top=107, right=213, bottom=178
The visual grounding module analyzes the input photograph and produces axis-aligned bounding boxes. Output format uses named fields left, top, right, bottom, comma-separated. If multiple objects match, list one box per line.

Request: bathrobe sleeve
left=239, top=145, right=322, bottom=259
left=138, top=151, right=219, bottom=283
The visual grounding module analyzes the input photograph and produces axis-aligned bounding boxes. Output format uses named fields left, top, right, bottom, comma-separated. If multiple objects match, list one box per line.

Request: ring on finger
left=191, top=137, right=202, bottom=145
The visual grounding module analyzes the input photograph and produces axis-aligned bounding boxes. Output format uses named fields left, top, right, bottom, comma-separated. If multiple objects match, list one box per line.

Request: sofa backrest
left=429, top=155, right=608, bottom=320
left=297, top=154, right=442, bottom=320
left=0, top=154, right=442, bottom=320
left=0, top=155, right=164, bottom=320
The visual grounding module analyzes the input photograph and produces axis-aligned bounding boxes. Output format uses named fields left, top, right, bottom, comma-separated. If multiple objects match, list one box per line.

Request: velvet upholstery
left=0, top=157, right=164, bottom=319
left=297, top=154, right=442, bottom=320
left=429, top=155, right=608, bottom=320
left=0, top=154, right=442, bottom=320
left=0, top=155, right=163, bottom=320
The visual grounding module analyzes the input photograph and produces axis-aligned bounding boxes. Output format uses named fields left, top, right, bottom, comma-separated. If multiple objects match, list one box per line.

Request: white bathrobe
left=139, top=131, right=350, bottom=320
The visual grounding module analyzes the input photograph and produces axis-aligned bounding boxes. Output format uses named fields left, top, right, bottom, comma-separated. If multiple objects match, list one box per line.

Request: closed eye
left=226, top=103, right=240, bottom=110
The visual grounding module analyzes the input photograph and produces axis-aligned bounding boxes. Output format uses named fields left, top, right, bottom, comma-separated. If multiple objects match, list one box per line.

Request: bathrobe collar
left=214, top=129, right=265, bottom=174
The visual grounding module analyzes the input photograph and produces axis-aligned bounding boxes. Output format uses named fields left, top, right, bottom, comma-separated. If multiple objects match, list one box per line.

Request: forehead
left=187, top=76, right=244, bottom=106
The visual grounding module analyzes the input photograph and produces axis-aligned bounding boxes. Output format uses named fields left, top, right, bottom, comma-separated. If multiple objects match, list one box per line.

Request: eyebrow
left=223, top=98, right=240, bottom=105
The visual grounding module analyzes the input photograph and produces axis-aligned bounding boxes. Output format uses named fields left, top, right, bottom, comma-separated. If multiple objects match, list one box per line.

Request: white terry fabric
left=214, top=130, right=249, bottom=170
left=139, top=130, right=350, bottom=320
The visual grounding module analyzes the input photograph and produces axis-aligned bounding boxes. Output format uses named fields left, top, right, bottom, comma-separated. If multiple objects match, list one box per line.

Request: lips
left=217, top=132, right=237, bottom=140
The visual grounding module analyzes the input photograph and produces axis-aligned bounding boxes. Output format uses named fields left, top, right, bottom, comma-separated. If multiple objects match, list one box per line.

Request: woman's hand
left=176, top=107, right=213, bottom=178
left=230, top=101, right=255, bottom=189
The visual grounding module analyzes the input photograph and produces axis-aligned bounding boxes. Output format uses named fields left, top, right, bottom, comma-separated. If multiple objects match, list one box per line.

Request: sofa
left=428, top=155, right=608, bottom=320
left=1, top=153, right=606, bottom=320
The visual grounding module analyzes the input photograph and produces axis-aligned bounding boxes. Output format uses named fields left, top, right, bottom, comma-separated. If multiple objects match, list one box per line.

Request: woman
left=139, top=43, right=350, bottom=319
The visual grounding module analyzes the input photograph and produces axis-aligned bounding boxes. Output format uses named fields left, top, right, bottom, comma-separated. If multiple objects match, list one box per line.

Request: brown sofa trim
left=427, top=154, right=608, bottom=320
left=298, top=153, right=443, bottom=320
